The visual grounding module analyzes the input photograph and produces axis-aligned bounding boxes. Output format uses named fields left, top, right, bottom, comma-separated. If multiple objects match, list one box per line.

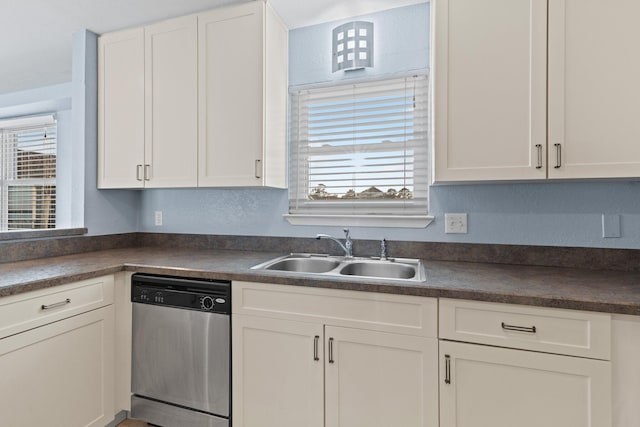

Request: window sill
left=0, top=228, right=87, bottom=242
left=283, top=214, right=434, bottom=228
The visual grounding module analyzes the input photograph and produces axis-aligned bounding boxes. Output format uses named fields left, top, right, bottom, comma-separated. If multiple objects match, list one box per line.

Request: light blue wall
left=288, top=3, right=429, bottom=86
left=138, top=4, right=432, bottom=241
left=73, top=30, right=139, bottom=235
left=137, top=3, right=640, bottom=250
left=0, top=31, right=139, bottom=236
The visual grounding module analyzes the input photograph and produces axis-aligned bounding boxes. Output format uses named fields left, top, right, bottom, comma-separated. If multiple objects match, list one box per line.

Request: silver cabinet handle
left=41, top=298, right=71, bottom=310
left=502, top=322, right=537, bottom=334
left=255, top=159, right=262, bottom=179
left=144, top=164, right=151, bottom=181
left=313, top=335, right=320, bottom=361
left=136, top=165, right=143, bottom=181
left=328, top=337, right=334, bottom=364
left=444, top=354, right=451, bottom=384
left=535, top=144, right=543, bottom=169
left=554, top=143, right=562, bottom=169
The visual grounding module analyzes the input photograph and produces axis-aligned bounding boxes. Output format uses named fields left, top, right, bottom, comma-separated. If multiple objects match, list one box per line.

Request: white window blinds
left=290, top=74, right=429, bottom=217
left=0, top=114, right=57, bottom=231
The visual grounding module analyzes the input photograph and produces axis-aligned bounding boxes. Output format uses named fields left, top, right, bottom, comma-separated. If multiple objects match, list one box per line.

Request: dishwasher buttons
left=201, top=296, right=215, bottom=310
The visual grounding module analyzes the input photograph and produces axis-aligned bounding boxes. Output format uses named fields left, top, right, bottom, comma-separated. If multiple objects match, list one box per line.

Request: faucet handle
left=381, top=238, right=387, bottom=260
left=343, top=228, right=353, bottom=257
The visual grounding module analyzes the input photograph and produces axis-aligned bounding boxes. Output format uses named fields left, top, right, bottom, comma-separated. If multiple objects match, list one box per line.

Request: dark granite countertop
left=0, top=246, right=639, bottom=315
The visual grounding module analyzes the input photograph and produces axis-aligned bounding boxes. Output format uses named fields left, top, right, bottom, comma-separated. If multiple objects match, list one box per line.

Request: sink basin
left=264, top=257, right=340, bottom=273
left=339, top=261, right=417, bottom=280
left=252, top=254, right=424, bottom=282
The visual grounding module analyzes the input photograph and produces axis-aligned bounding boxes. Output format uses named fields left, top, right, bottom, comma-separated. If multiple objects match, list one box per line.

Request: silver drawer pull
left=328, top=337, right=335, bottom=364
left=255, top=159, right=262, bottom=179
left=554, top=143, right=562, bottom=169
left=313, top=335, right=320, bottom=361
left=41, top=298, right=71, bottom=310
left=501, top=322, right=536, bottom=334
left=444, top=354, right=451, bottom=384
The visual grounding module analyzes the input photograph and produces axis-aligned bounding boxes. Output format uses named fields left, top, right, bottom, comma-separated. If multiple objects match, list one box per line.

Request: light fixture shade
left=332, top=21, right=373, bottom=72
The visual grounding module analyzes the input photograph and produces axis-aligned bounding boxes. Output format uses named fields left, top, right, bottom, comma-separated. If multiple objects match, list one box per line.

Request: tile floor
left=116, top=420, right=148, bottom=427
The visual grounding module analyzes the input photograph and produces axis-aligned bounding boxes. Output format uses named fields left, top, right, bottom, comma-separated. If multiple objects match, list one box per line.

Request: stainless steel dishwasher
left=130, top=274, right=231, bottom=427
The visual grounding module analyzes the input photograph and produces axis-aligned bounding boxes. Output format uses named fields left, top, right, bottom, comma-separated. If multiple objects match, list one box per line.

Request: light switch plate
left=445, top=213, right=467, bottom=234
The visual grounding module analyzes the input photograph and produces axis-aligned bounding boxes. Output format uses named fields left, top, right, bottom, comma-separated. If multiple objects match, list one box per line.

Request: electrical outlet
left=154, top=211, right=163, bottom=226
left=445, top=213, right=467, bottom=234
left=602, top=214, right=621, bottom=238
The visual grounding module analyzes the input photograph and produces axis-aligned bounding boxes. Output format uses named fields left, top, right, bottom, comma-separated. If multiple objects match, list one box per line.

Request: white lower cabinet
left=439, top=340, right=611, bottom=427
left=232, top=315, right=324, bottom=427
left=232, top=281, right=439, bottom=427
left=0, top=275, right=115, bottom=427
left=439, top=298, right=612, bottom=427
left=0, top=306, right=115, bottom=427
left=612, top=314, right=640, bottom=427
left=325, top=326, right=438, bottom=427
left=232, top=284, right=626, bottom=427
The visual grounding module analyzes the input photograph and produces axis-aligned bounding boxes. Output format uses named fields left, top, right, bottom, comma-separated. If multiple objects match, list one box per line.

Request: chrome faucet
left=316, top=228, right=353, bottom=258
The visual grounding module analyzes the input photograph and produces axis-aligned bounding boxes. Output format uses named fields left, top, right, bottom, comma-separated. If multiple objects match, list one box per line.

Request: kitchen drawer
left=0, top=275, right=115, bottom=340
left=439, top=298, right=611, bottom=360
left=232, top=281, right=437, bottom=338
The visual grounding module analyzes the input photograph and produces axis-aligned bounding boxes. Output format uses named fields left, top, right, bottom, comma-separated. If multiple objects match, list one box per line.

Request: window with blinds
left=0, top=115, right=57, bottom=231
left=289, top=74, right=429, bottom=218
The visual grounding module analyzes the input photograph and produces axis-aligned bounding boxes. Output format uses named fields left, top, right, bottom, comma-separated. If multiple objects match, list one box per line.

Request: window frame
left=285, top=73, right=433, bottom=228
left=0, top=114, right=58, bottom=232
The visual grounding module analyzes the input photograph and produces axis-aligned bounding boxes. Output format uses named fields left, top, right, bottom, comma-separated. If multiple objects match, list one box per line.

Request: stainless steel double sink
left=252, top=253, right=425, bottom=282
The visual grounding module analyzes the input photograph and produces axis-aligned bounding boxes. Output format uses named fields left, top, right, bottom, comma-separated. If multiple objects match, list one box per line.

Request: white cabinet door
left=198, top=2, right=265, bottom=187
left=0, top=306, right=115, bottom=427
left=433, top=0, right=547, bottom=182
left=439, top=340, right=611, bottom=427
left=325, top=326, right=439, bottom=427
left=98, top=28, right=145, bottom=189
left=198, top=2, right=287, bottom=188
left=144, top=15, right=198, bottom=188
left=232, top=314, right=324, bottom=427
left=548, top=0, right=640, bottom=179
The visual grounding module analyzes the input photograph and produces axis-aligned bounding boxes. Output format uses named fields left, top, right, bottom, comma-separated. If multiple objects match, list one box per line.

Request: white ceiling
left=0, top=0, right=426, bottom=95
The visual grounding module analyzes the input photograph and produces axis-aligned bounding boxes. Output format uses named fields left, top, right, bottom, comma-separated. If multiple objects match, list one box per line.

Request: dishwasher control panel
left=131, top=274, right=231, bottom=314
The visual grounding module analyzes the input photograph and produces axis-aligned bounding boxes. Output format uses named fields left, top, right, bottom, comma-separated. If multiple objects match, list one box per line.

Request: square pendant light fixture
left=332, top=21, right=373, bottom=72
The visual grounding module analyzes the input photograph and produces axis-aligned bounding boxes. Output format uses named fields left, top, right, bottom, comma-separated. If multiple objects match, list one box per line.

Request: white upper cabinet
left=98, top=28, right=145, bottom=188
left=98, top=1, right=288, bottom=189
left=433, top=0, right=548, bottom=182
left=198, top=1, right=288, bottom=188
left=98, top=16, right=197, bottom=189
left=434, top=0, right=640, bottom=182
left=144, top=16, right=198, bottom=188
left=547, top=0, right=640, bottom=179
